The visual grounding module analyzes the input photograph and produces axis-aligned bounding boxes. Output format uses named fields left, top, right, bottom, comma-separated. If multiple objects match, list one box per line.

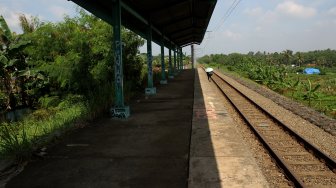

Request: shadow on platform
left=6, top=69, right=220, bottom=188
left=188, top=69, right=220, bottom=188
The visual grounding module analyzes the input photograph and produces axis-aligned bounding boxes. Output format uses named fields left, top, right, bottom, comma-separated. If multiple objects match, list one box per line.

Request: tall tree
left=296, top=52, right=304, bottom=67
left=282, top=49, right=293, bottom=65
left=18, top=14, right=41, bottom=33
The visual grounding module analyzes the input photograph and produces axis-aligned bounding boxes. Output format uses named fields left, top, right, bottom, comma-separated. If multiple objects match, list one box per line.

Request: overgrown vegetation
left=0, top=10, right=148, bottom=160
left=198, top=50, right=336, bottom=118
left=0, top=100, right=87, bottom=162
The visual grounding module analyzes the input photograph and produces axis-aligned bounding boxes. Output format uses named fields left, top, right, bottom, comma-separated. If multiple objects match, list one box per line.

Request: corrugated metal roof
left=70, top=0, right=217, bottom=47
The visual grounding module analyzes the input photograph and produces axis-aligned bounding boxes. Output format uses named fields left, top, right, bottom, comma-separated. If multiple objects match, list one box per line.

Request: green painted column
left=178, top=48, right=181, bottom=71
left=191, top=44, right=195, bottom=69
left=173, top=48, right=177, bottom=76
left=110, top=0, right=129, bottom=118
left=145, top=25, right=156, bottom=95
left=168, top=48, right=174, bottom=79
left=180, top=48, right=183, bottom=70
left=178, top=48, right=181, bottom=70
left=160, top=38, right=167, bottom=84
left=177, top=48, right=180, bottom=71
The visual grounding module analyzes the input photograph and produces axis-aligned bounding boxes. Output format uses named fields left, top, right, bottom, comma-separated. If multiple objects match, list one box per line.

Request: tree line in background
left=199, top=49, right=336, bottom=68
left=198, top=50, right=336, bottom=118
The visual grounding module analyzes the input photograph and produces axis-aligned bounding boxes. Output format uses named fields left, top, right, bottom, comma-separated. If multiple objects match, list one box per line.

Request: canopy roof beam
left=70, top=0, right=217, bottom=47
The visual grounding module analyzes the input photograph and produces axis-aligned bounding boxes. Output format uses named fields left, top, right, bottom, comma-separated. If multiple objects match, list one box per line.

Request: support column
left=173, top=48, right=177, bottom=76
left=168, top=48, right=174, bottom=79
left=180, top=48, right=183, bottom=70
left=177, top=48, right=180, bottom=72
left=145, top=25, right=156, bottom=95
left=178, top=48, right=182, bottom=71
left=191, top=44, right=195, bottom=69
left=110, top=0, right=130, bottom=118
left=160, top=38, right=167, bottom=84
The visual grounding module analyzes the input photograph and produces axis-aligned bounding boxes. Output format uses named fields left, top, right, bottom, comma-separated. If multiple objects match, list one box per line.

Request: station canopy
left=70, top=0, right=217, bottom=47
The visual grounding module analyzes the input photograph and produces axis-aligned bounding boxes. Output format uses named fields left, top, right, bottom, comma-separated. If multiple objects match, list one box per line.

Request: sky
left=1, top=0, right=336, bottom=57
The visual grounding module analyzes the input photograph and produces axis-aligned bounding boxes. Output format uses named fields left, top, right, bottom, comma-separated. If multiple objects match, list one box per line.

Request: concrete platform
left=6, top=68, right=269, bottom=188
left=6, top=70, right=194, bottom=188
left=188, top=68, right=269, bottom=187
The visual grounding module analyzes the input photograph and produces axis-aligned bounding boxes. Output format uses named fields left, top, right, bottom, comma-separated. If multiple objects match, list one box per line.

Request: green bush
left=0, top=10, right=147, bottom=162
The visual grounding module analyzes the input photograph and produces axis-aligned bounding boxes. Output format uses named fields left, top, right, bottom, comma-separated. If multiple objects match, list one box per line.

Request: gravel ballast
left=215, top=70, right=336, bottom=159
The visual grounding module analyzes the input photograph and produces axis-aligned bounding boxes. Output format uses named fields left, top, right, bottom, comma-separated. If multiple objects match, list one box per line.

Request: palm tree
left=296, top=52, right=304, bottom=67
left=282, top=49, right=293, bottom=65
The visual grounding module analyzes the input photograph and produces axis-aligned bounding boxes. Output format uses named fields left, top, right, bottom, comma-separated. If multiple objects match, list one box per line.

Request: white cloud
left=327, top=7, right=336, bottom=16
left=259, top=10, right=278, bottom=24
left=0, top=3, right=21, bottom=32
left=315, top=19, right=336, bottom=29
left=276, top=1, right=316, bottom=18
left=255, top=26, right=262, bottom=32
left=5, top=13, right=21, bottom=31
left=220, top=30, right=242, bottom=40
left=244, top=7, right=263, bottom=17
left=49, top=6, right=71, bottom=19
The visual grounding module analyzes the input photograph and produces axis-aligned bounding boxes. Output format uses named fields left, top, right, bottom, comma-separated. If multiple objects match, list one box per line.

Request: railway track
left=204, top=68, right=336, bottom=187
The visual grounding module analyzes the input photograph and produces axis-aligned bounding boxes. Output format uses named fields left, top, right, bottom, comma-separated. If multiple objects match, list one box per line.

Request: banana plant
left=0, top=15, right=31, bottom=110
left=288, top=78, right=301, bottom=97
left=302, top=79, right=320, bottom=107
left=0, top=53, right=16, bottom=110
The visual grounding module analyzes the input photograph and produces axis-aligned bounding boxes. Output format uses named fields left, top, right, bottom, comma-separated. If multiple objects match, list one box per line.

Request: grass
left=0, top=72, right=148, bottom=162
left=0, top=102, right=88, bottom=161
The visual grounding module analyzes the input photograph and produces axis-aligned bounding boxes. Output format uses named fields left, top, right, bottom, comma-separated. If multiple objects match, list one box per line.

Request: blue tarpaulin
left=303, top=68, right=320, bottom=75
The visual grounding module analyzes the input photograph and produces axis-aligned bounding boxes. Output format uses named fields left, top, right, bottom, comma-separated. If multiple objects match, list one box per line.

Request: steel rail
left=201, top=67, right=336, bottom=187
